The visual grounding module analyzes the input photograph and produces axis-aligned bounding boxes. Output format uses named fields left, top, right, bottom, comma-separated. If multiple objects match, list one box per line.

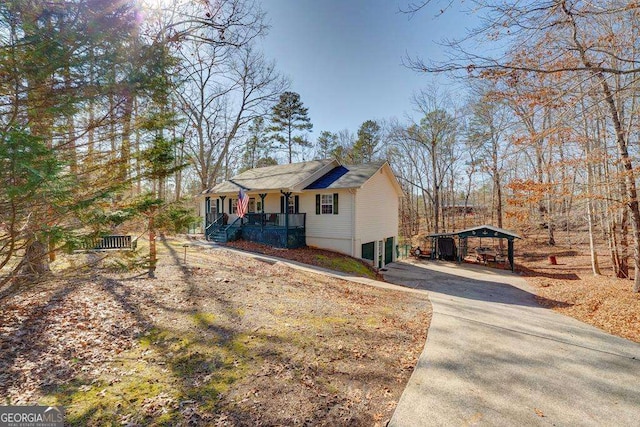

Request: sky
left=258, top=0, right=478, bottom=138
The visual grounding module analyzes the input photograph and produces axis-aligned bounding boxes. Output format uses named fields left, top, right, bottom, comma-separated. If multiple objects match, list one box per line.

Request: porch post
left=205, top=196, right=211, bottom=227
left=281, top=190, right=291, bottom=247
left=219, top=195, right=226, bottom=213
left=219, top=196, right=226, bottom=225
left=259, top=193, right=267, bottom=228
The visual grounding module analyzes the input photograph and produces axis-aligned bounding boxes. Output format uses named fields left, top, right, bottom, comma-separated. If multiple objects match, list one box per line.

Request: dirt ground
left=515, top=236, right=640, bottom=343
left=0, top=238, right=431, bottom=426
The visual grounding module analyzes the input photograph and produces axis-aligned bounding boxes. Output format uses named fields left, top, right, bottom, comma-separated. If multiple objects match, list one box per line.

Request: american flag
left=237, top=188, right=249, bottom=218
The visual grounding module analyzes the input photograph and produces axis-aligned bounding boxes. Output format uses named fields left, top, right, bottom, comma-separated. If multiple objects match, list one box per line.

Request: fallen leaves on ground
left=0, top=237, right=431, bottom=426
left=518, top=238, right=640, bottom=343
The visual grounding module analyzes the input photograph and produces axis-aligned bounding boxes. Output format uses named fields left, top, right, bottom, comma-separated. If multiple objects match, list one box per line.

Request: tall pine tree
left=352, top=120, right=381, bottom=164
left=241, top=117, right=271, bottom=171
left=269, top=91, right=313, bottom=163
left=315, top=131, right=338, bottom=160
left=0, top=0, right=140, bottom=278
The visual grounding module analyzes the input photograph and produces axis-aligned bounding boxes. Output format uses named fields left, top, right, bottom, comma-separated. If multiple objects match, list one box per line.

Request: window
left=231, top=199, right=238, bottom=214
left=362, top=242, right=375, bottom=261
left=256, top=200, right=262, bottom=212
left=280, top=195, right=300, bottom=213
left=321, top=194, right=333, bottom=214
left=248, top=198, right=256, bottom=213
left=315, top=193, right=339, bottom=215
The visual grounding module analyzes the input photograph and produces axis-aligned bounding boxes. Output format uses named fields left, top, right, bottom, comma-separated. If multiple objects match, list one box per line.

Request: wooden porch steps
left=207, top=225, right=241, bottom=243
left=209, top=230, right=228, bottom=243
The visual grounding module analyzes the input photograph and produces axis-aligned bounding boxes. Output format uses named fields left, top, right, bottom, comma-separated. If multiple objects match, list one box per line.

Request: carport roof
left=428, top=225, right=522, bottom=240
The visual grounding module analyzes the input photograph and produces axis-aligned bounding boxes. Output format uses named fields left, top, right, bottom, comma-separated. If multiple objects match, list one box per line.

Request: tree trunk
left=148, top=212, right=157, bottom=279
left=19, top=238, right=50, bottom=279
left=134, top=98, right=142, bottom=195
left=563, top=2, right=640, bottom=291
left=463, top=164, right=474, bottom=230
left=609, top=219, right=622, bottom=276
left=618, top=208, right=629, bottom=278
left=546, top=174, right=555, bottom=246
left=492, top=137, right=503, bottom=229
left=288, top=125, right=293, bottom=163
left=431, top=141, right=439, bottom=234
left=587, top=197, right=601, bottom=276
left=603, top=145, right=624, bottom=277
left=601, top=78, right=639, bottom=288
left=584, top=132, right=600, bottom=275
left=120, top=93, right=134, bottom=184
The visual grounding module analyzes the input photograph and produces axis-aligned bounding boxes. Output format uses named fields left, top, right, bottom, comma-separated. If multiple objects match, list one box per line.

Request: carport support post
left=508, top=239, right=514, bottom=272
left=430, top=236, right=436, bottom=260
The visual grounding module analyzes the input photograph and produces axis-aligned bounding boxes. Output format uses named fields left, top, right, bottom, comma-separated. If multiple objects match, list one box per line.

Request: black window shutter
left=205, top=197, right=210, bottom=213
left=216, top=199, right=220, bottom=214
left=333, top=193, right=339, bottom=215
left=315, top=194, right=321, bottom=215
left=280, top=196, right=285, bottom=213
left=294, top=195, right=299, bottom=213
left=228, top=198, right=232, bottom=213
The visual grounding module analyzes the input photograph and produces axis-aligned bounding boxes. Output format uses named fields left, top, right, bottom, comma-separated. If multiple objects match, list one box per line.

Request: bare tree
left=407, top=89, right=460, bottom=233
left=466, top=85, right=514, bottom=231
left=405, top=0, right=640, bottom=291
left=177, top=36, right=287, bottom=190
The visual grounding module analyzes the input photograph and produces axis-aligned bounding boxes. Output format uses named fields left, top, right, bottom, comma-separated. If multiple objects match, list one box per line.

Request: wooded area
left=0, top=0, right=280, bottom=284
left=2, top=1, right=640, bottom=292
left=394, top=0, right=640, bottom=292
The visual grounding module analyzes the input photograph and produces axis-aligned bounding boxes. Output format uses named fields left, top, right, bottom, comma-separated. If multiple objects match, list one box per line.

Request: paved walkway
left=384, top=260, right=640, bottom=426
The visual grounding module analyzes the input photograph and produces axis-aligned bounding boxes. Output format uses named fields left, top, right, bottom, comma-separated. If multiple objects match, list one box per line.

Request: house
left=200, top=159, right=403, bottom=267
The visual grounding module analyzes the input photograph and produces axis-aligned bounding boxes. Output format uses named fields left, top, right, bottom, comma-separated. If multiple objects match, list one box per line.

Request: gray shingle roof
left=205, top=159, right=336, bottom=194
left=204, top=159, right=393, bottom=195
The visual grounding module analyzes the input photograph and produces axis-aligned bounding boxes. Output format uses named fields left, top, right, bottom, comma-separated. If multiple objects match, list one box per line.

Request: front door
left=385, top=237, right=394, bottom=265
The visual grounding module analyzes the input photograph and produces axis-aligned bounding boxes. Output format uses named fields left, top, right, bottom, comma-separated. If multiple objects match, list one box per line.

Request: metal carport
left=428, top=225, right=522, bottom=272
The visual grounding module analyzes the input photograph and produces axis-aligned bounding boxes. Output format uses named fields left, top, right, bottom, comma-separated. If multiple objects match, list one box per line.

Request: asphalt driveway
left=384, top=260, right=640, bottom=426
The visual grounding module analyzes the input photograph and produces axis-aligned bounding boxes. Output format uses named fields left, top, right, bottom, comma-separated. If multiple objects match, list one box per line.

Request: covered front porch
left=204, top=191, right=306, bottom=248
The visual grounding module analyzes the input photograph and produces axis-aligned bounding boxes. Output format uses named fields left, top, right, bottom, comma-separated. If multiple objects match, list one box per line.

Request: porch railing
left=205, top=212, right=224, bottom=231
left=242, top=213, right=305, bottom=228
left=224, top=217, right=242, bottom=241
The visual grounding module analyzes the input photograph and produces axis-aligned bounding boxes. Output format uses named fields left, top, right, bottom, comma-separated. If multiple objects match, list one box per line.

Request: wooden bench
left=77, top=235, right=137, bottom=251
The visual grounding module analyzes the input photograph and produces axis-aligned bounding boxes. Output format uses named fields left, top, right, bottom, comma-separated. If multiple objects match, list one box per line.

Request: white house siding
left=261, top=193, right=281, bottom=213
left=355, top=166, right=400, bottom=263
left=302, top=190, right=355, bottom=256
